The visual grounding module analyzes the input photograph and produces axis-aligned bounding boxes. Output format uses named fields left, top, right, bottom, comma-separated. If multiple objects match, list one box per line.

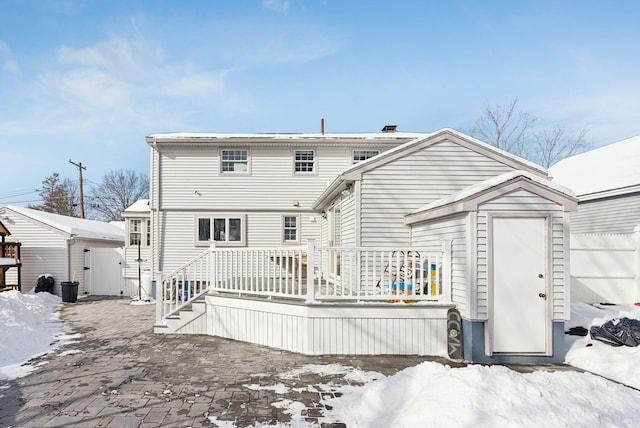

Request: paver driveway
left=1, top=296, right=451, bottom=427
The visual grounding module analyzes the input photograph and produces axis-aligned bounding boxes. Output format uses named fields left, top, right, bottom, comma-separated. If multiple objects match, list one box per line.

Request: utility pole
left=69, top=159, right=86, bottom=218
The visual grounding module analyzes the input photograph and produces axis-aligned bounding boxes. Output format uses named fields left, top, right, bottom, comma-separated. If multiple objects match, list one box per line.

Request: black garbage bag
left=35, top=274, right=55, bottom=294
left=590, top=317, right=640, bottom=347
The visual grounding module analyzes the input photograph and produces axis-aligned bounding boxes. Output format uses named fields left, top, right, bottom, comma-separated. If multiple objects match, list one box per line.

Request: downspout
left=66, top=234, right=76, bottom=285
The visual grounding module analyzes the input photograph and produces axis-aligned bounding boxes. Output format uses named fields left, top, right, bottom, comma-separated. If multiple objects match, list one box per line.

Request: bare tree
left=469, top=98, right=537, bottom=157
left=31, top=173, right=79, bottom=216
left=88, top=170, right=149, bottom=221
left=469, top=98, right=591, bottom=167
left=532, top=126, right=589, bottom=168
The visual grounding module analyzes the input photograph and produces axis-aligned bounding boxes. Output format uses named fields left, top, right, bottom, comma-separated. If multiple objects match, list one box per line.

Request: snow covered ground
left=2, top=290, right=640, bottom=427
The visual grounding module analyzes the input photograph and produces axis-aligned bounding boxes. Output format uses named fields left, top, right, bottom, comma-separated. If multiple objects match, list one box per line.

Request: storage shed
left=0, top=205, right=125, bottom=296
left=405, top=171, right=578, bottom=363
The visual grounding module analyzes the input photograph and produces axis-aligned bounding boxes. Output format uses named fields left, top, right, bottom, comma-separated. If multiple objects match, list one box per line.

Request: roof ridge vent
left=381, top=125, right=397, bottom=133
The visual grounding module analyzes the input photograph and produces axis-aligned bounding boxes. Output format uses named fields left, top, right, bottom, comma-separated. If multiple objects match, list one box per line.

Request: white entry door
left=490, top=216, right=549, bottom=354
left=88, top=247, right=125, bottom=296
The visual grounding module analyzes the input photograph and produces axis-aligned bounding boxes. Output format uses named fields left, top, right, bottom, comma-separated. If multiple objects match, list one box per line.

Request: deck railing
left=158, top=239, right=452, bottom=322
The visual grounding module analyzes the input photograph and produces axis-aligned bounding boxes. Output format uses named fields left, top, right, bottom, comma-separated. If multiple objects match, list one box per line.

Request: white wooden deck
left=154, top=241, right=453, bottom=356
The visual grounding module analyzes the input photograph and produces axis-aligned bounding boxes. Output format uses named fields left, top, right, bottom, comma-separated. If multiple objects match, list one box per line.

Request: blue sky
left=1, top=0, right=639, bottom=207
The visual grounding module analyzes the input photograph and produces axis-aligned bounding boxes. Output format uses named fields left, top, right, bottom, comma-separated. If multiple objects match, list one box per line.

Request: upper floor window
left=221, top=149, right=249, bottom=173
left=353, top=150, right=379, bottom=163
left=196, top=214, right=246, bottom=247
left=294, top=150, right=315, bottom=173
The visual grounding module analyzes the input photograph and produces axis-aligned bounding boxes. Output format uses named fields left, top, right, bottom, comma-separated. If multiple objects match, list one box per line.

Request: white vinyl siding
left=570, top=194, right=640, bottom=233
left=340, top=193, right=356, bottom=248
left=410, top=214, right=469, bottom=317
left=157, top=211, right=322, bottom=273
left=192, top=296, right=450, bottom=356
left=476, top=189, right=567, bottom=321
left=360, top=140, right=515, bottom=247
left=1, top=213, right=69, bottom=294
left=157, top=146, right=358, bottom=211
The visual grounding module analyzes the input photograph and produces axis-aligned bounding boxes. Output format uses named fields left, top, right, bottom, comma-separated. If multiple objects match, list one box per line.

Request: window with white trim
left=353, top=150, right=379, bottom=163
left=283, top=215, right=299, bottom=243
left=129, top=219, right=142, bottom=246
left=196, top=214, right=246, bottom=246
left=221, top=149, right=249, bottom=173
left=294, top=150, right=315, bottom=173
left=146, top=219, right=151, bottom=246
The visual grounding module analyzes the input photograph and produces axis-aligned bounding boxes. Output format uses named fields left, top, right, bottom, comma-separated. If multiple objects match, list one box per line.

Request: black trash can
left=61, top=281, right=79, bottom=303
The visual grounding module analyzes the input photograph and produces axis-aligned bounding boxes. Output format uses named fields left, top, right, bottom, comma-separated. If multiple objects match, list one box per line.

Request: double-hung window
left=221, top=149, right=249, bottom=173
left=129, top=219, right=142, bottom=246
left=294, top=150, right=315, bottom=173
left=282, top=215, right=299, bottom=243
left=196, top=214, right=246, bottom=246
left=353, top=150, right=379, bottom=163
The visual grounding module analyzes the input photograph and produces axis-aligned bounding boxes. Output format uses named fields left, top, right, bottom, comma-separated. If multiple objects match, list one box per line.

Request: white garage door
left=88, top=247, right=125, bottom=296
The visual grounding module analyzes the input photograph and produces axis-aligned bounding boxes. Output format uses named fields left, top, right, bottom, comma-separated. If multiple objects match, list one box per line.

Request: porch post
left=306, top=239, right=315, bottom=304
left=441, top=239, right=453, bottom=303
left=209, top=242, right=217, bottom=291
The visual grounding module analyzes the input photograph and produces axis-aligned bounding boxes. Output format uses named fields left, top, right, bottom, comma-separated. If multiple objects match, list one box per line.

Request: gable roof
left=122, top=199, right=150, bottom=216
left=313, top=128, right=548, bottom=210
left=549, top=134, right=640, bottom=198
left=405, top=171, right=577, bottom=225
left=3, top=205, right=124, bottom=242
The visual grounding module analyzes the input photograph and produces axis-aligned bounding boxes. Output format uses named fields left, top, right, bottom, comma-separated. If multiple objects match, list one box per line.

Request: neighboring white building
left=549, top=135, right=640, bottom=304
left=121, top=199, right=152, bottom=297
left=549, top=134, right=640, bottom=233
left=147, top=128, right=577, bottom=364
left=0, top=205, right=125, bottom=296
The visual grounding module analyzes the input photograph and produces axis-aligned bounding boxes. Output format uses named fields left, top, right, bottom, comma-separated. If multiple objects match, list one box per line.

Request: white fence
left=158, top=240, right=451, bottom=321
left=570, top=226, right=640, bottom=304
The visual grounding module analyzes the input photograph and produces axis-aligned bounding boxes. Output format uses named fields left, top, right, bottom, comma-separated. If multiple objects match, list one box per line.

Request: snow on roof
left=146, top=131, right=426, bottom=143
left=123, top=199, right=150, bottom=213
left=5, top=205, right=124, bottom=242
left=410, top=170, right=576, bottom=215
left=549, top=134, right=640, bottom=196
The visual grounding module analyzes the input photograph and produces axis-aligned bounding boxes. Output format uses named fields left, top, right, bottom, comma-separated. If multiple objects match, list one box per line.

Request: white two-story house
left=146, top=128, right=577, bottom=364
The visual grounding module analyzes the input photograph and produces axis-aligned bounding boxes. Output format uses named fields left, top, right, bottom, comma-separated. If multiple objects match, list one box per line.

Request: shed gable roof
left=3, top=205, right=125, bottom=242
left=405, top=171, right=577, bottom=225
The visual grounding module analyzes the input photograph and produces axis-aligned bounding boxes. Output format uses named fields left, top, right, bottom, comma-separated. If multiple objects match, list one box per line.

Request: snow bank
left=0, top=290, right=66, bottom=379
left=319, top=362, right=640, bottom=428
left=565, top=302, right=640, bottom=389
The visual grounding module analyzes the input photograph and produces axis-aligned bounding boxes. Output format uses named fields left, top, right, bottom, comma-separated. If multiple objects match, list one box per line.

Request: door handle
left=538, top=293, right=546, bottom=299
left=538, top=274, right=544, bottom=279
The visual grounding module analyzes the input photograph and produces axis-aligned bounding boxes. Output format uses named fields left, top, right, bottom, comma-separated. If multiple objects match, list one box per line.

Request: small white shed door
left=490, top=216, right=549, bottom=354
left=88, top=247, right=124, bottom=296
